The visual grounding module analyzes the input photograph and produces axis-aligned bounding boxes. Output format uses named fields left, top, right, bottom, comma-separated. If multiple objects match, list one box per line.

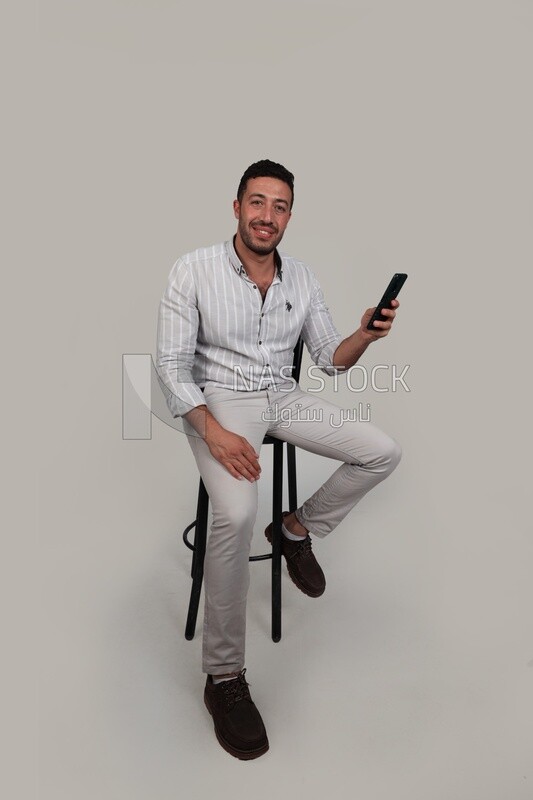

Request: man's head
left=237, top=159, right=295, bottom=210
left=234, top=159, right=294, bottom=257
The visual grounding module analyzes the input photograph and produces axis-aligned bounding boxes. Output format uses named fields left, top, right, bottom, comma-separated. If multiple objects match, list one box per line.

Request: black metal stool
left=182, top=338, right=304, bottom=643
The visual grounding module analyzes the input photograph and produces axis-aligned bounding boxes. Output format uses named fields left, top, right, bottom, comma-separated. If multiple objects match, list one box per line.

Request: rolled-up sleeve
left=156, top=258, right=206, bottom=418
left=300, top=278, right=346, bottom=376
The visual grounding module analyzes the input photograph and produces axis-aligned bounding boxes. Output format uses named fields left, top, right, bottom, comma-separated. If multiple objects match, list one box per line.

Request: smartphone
left=366, top=273, right=408, bottom=330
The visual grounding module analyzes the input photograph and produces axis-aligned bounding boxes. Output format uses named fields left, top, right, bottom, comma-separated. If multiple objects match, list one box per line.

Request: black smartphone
left=366, top=273, right=408, bottom=330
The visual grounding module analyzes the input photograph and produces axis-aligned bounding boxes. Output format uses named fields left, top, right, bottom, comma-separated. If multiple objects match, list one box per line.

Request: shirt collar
left=227, top=235, right=283, bottom=282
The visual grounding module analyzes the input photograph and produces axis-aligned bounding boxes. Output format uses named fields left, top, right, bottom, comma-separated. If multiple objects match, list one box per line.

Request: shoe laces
left=293, top=535, right=313, bottom=560
left=218, top=669, right=251, bottom=709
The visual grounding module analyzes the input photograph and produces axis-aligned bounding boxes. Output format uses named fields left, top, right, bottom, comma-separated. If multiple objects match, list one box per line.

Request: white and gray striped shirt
left=156, top=237, right=345, bottom=418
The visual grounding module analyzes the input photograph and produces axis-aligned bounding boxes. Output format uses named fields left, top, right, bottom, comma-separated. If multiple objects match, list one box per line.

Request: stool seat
left=181, top=339, right=304, bottom=644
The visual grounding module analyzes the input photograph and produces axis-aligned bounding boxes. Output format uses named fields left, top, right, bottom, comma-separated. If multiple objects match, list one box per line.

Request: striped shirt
left=156, top=237, right=345, bottom=418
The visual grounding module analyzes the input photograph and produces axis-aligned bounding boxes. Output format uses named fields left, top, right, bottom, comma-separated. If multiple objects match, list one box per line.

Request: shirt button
left=253, top=285, right=257, bottom=289
left=259, top=340, right=262, bottom=345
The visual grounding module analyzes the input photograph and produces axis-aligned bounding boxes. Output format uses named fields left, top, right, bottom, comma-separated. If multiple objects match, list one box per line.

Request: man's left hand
left=359, top=299, right=399, bottom=343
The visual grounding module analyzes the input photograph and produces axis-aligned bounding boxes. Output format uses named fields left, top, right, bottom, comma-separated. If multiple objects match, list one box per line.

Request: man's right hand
left=205, top=424, right=261, bottom=482
left=184, top=404, right=261, bottom=482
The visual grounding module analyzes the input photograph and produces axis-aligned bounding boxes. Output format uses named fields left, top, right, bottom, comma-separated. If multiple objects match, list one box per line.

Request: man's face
left=233, top=176, right=292, bottom=257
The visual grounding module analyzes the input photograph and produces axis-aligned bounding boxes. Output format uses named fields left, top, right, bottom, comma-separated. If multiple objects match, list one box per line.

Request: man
left=156, top=159, right=402, bottom=760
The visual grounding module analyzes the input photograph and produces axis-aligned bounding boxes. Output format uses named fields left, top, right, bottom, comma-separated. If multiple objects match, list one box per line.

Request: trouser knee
left=362, top=435, right=402, bottom=476
left=381, top=437, right=402, bottom=475
left=209, top=501, right=257, bottom=555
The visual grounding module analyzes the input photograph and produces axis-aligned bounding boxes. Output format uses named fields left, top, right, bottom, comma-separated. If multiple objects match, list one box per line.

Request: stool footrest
left=182, top=521, right=197, bottom=551
left=182, top=519, right=274, bottom=561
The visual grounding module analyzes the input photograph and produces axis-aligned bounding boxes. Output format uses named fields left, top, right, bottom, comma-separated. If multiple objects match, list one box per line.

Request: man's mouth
left=252, top=225, right=276, bottom=239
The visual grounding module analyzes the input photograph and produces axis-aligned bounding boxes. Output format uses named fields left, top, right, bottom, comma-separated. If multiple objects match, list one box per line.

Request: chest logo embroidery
left=285, top=301, right=292, bottom=312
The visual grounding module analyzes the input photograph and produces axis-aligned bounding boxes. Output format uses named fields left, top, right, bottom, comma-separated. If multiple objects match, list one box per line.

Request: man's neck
left=234, top=232, right=276, bottom=277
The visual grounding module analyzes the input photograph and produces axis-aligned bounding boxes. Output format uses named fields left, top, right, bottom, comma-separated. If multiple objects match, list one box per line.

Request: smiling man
left=235, top=176, right=290, bottom=253
left=156, top=159, right=402, bottom=760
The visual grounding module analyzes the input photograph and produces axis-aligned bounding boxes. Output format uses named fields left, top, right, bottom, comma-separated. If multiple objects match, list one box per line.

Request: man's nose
left=260, top=204, right=274, bottom=223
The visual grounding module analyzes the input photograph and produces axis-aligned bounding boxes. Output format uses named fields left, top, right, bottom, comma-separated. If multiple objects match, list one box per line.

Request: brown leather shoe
left=204, top=669, right=269, bottom=760
left=265, top=511, right=326, bottom=597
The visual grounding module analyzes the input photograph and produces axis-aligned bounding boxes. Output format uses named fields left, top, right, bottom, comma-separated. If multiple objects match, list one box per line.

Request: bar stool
left=182, top=338, right=304, bottom=643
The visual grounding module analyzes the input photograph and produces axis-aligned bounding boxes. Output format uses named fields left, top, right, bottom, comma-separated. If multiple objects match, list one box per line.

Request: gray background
left=27, top=0, right=533, bottom=797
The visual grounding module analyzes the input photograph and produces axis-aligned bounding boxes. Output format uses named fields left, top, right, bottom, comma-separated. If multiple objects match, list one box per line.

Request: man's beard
left=238, top=220, right=284, bottom=256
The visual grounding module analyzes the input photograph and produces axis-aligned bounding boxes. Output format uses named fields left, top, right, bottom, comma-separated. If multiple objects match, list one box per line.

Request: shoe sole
left=264, top=518, right=325, bottom=598
left=204, top=695, right=269, bottom=760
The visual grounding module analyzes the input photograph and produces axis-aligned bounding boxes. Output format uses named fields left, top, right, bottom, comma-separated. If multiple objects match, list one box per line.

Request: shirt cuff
left=316, top=336, right=347, bottom=376
left=163, top=382, right=206, bottom=419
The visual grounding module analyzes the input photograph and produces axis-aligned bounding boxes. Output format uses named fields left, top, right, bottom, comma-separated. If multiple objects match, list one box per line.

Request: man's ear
left=233, top=199, right=240, bottom=219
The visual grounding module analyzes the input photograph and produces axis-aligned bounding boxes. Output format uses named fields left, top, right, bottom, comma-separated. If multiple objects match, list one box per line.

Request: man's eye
left=275, top=206, right=286, bottom=213
left=252, top=200, right=262, bottom=206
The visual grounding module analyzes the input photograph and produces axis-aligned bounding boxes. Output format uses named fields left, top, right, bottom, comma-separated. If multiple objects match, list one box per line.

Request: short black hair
left=237, top=159, right=295, bottom=209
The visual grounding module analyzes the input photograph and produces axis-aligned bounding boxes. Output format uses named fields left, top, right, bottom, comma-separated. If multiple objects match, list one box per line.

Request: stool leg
left=287, top=442, right=297, bottom=512
left=185, top=479, right=209, bottom=640
left=271, top=440, right=283, bottom=642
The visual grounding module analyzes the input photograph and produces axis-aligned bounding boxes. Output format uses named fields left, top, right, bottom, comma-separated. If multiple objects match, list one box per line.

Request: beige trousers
left=183, top=383, right=402, bottom=676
